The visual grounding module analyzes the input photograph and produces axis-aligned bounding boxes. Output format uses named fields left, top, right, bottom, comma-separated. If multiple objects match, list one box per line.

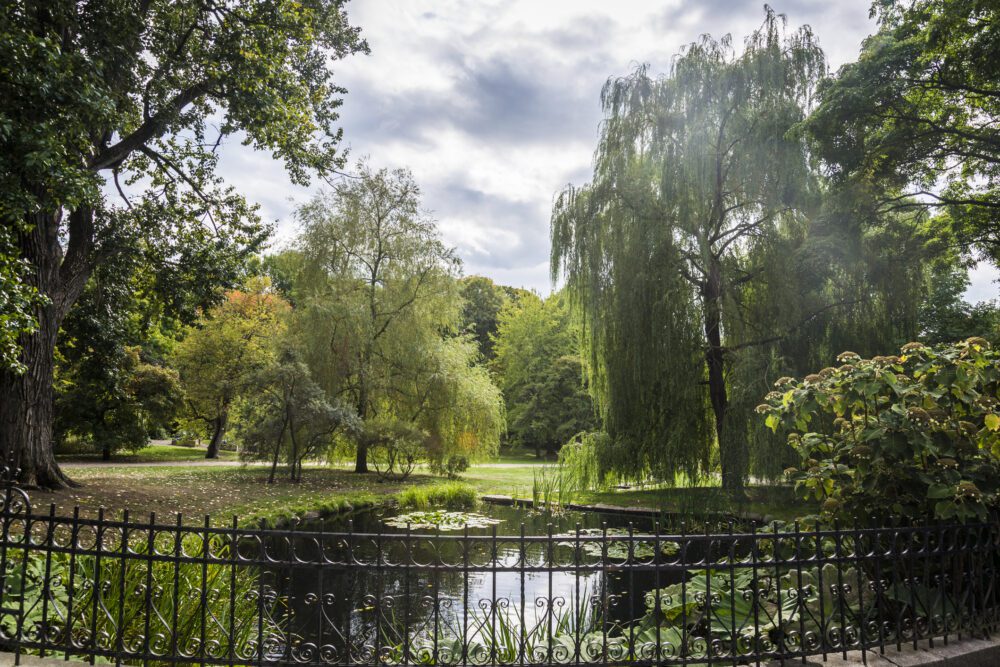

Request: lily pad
left=557, top=528, right=680, bottom=559
left=383, top=510, right=502, bottom=531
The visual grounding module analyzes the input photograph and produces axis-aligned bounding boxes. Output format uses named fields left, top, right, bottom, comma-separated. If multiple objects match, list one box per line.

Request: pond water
left=254, top=503, right=739, bottom=661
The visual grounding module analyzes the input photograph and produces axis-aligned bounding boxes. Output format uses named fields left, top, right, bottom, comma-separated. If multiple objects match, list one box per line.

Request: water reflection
left=258, top=505, right=695, bottom=662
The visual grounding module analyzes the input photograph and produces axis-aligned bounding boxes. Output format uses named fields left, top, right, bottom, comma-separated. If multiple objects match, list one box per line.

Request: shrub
left=759, top=338, right=1000, bottom=521
left=363, top=420, right=428, bottom=481
left=170, top=430, right=199, bottom=447
left=428, top=454, right=469, bottom=479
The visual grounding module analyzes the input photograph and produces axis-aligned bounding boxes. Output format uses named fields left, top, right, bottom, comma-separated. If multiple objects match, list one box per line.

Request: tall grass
left=531, top=466, right=579, bottom=510
left=396, top=482, right=478, bottom=510
left=399, top=586, right=600, bottom=664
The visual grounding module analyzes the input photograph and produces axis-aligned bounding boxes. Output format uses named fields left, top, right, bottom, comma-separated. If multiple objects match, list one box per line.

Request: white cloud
left=217, top=0, right=887, bottom=294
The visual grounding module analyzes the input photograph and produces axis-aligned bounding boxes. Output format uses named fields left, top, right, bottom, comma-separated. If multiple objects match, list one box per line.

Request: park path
left=59, top=459, right=539, bottom=469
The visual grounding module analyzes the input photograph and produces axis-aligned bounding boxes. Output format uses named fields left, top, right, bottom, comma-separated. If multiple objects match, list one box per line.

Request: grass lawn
left=30, top=465, right=432, bottom=524
left=56, top=442, right=238, bottom=463
left=27, top=455, right=806, bottom=526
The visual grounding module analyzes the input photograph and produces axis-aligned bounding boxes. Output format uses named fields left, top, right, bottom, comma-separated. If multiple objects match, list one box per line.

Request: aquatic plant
left=383, top=510, right=501, bottom=531
left=556, top=528, right=679, bottom=560
left=531, top=466, right=579, bottom=510
left=396, top=482, right=479, bottom=510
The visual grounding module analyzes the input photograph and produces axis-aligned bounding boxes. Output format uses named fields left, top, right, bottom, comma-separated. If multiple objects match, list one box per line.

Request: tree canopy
left=806, top=0, right=1000, bottom=261
left=492, top=292, right=595, bottom=457
left=459, top=276, right=509, bottom=361
left=173, top=277, right=290, bottom=458
left=237, top=349, right=356, bottom=483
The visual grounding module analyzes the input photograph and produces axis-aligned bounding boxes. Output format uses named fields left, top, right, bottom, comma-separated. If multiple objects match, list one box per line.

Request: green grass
left=56, top=442, right=238, bottom=463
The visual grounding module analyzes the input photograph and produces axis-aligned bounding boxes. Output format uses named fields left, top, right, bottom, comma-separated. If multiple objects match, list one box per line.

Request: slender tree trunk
left=205, top=410, right=228, bottom=459
left=288, top=412, right=299, bottom=482
left=354, top=382, right=369, bottom=473
left=0, top=211, right=89, bottom=489
left=702, top=261, right=744, bottom=491
left=101, top=442, right=111, bottom=461
left=268, top=416, right=288, bottom=485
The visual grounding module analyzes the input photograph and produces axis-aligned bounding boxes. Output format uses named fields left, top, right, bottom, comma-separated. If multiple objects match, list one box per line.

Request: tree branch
left=89, top=81, right=211, bottom=171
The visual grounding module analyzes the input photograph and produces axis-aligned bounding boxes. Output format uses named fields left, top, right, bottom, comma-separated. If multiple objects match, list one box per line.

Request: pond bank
left=481, top=493, right=768, bottom=522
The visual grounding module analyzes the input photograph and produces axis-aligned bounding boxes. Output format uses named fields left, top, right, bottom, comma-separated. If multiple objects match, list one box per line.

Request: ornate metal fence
left=0, top=482, right=997, bottom=666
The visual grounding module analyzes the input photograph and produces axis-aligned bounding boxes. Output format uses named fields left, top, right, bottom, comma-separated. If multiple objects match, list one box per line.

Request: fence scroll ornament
left=0, top=477, right=996, bottom=666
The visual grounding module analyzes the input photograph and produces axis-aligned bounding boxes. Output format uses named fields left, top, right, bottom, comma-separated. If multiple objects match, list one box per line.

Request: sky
left=217, top=0, right=998, bottom=301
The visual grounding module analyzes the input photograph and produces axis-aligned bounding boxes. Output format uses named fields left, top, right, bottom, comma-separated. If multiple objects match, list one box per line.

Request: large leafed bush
left=759, top=338, right=1000, bottom=521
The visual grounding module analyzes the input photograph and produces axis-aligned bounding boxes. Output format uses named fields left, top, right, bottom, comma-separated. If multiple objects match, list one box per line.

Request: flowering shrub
left=758, top=338, right=1000, bottom=521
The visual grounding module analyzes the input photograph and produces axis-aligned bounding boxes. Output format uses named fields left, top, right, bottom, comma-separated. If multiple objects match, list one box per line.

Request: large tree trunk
left=205, top=410, right=228, bottom=459
left=702, top=261, right=744, bottom=491
left=0, top=210, right=91, bottom=489
left=0, top=308, right=73, bottom=487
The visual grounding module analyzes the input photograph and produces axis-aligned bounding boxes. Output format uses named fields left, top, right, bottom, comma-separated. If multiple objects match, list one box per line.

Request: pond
left=255, top=503, right=740, bottom=661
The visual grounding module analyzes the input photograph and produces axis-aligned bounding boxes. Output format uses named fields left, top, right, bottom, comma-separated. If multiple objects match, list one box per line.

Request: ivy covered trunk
left=0, top=211, right=91, bottom=488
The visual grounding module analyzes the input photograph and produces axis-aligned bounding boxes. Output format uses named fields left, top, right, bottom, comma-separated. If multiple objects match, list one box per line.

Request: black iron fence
left=0, top=482, right=997, bottom=666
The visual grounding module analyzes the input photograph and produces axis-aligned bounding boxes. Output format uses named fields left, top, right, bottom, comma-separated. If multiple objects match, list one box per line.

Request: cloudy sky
left=218, top=0, right=997, bottom=300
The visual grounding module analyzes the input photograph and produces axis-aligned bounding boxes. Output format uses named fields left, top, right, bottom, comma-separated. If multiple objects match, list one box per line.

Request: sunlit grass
left=56, top=442, right=238, bottom=463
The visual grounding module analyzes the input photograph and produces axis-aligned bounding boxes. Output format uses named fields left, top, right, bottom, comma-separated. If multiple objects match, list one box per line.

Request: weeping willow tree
left=552, top=9, right=929, bottom=489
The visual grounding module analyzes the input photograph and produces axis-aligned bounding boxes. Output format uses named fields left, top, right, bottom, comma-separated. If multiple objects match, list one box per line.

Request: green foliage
left=428, top=454, right=470, bottom=479
left=459, top=276, right=509, bottom=360
left=362, top=419, right=429, bottom=481
left=56, top=346, right=182, bottom=458
left=0, top=0, right=366, bottom=485
left=919, top=262, right=999, bottom=345
left=806, top=0, right=1000, bottom=260
left=492, top=292, right=594, bottom=457
left=293, top=164, right=503, bottom=471
left=551, top=9, right=828, bottom=488
left=55, top=249, right=187, bottom=457
left=557, top=431, right=614, bottom=492
left=3, top=542, right=277, bottom=663
left=174, top=277, right=289, bottom=452
left=395, top=481, right=479, bottom=510
left=0, top=228, right=38, bottom=373
left=760, top=339, right=1000, bottom=521
left=237, top=349, right=356, bottom=482
left=531, top=465, right=580, bottom=509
